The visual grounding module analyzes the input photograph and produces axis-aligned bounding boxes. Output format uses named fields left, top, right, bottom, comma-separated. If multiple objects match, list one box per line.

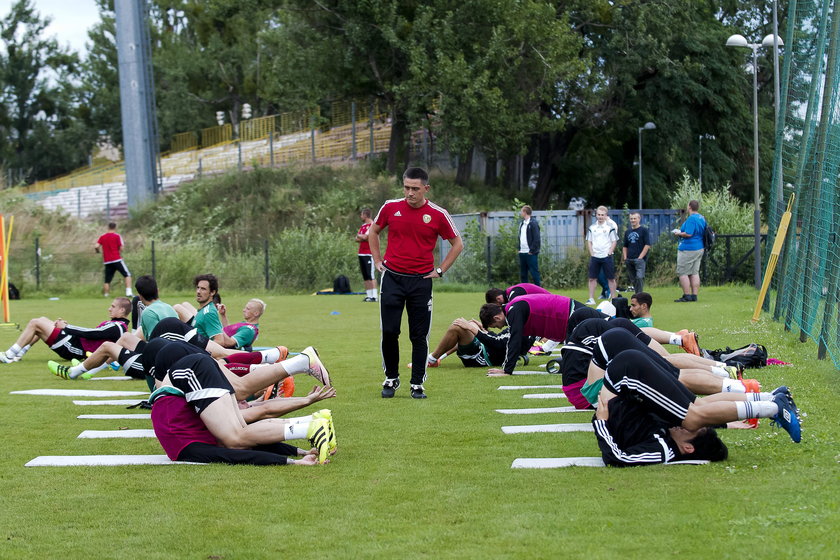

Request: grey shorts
left=676, top=249, right=704, bottom=276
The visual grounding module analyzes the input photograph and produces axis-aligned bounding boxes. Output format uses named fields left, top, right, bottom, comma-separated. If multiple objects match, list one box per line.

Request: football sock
left=8, top=344, right=22, bottom=356
left=280, top=354, right=309, bottom=375
left=427, top=353, right=438, bottom=364
left=541, top=340, right=560, bottom=351
left=710, top=366, right=729, bottom=378
left=747, top=392, right=774, bottom=401
left=371, top=288, right=378, bottom=299
left=721, top=379, right=746, bottom=393
left=260, top=347, right=282, bottom=363
left=668, top=333, right=682, bottom=346
left=283, top=420, right=311, bottom=441
left=68, top=363, right=89, bottom=379
left=736, top=401, right=778, bottom=419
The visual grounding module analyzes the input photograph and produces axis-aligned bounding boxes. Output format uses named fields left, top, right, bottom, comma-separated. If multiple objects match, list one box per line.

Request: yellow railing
left=25, top=99, right=392, bottom=193
left=171, top=132, right=198, bottom=152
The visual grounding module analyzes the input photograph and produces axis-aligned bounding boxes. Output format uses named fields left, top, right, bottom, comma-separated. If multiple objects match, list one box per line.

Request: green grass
left=0, top=286, right=837, bottom=559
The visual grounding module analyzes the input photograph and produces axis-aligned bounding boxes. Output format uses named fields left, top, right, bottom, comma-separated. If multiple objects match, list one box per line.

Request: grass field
left=0, top=286, right=837, bottom=559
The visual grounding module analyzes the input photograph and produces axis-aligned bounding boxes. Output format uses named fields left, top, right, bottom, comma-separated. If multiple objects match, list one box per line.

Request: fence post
left=369, top=100, right=375, bottom=155
left=77, top=190, right=81, bottom=218
left=198, top=157, right=202, bottom=179
left=351, top=102, right=357, bottom=160
left=151, top=240, right=156, bottom=280
left=106, top=189, right=111, bottom=221
left=34, top=237, right=40, bottom=290
left=269, top=132, right=274, bottom=167
left=264, top=239, right=270, bottom=290
left=310, top=116, right=316, bottom=162
left=486, top=235, right=492, bottom=285
left=237, top=141, right=242, bottom=171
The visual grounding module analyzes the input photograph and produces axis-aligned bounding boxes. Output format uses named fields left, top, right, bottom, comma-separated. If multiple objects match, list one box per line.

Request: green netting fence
left=766, top=0, right=840, bottom=368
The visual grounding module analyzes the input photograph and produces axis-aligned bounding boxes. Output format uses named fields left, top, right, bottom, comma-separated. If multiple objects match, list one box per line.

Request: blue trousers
left=519, top=253, right=541, bottom=286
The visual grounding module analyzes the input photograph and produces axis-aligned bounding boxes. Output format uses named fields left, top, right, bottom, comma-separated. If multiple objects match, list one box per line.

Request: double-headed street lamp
left=725, top=32, right=784, bottom=289
left=637, top=121, right=656, bottom=209
left=698, top=133, right=715, bottom=189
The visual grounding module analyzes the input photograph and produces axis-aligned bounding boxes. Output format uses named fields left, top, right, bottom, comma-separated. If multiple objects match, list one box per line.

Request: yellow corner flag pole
left=753, top=194, right=795, bottom=322
left=0, top=214, right=9, bottom=323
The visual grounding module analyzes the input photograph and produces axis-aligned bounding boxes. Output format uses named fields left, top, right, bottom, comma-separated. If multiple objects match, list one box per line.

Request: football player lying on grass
left=1, top=298, right=131, bottom=364
left=48, top=316, right=278, bottom=383
left=149, top=338, right=336, bottom=465
left=561, top=318, right=752, bottom=411
left=592, top=348, right=801, bottom=467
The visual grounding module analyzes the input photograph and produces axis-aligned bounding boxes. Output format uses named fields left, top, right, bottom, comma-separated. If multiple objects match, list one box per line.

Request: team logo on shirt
left=423, top=214, right=431, bottom=223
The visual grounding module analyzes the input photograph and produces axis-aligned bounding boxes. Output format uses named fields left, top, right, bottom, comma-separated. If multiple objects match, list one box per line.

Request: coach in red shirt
left=369, top=167, right=463, bottom=399
left=95, top=222, right=133, bottom=298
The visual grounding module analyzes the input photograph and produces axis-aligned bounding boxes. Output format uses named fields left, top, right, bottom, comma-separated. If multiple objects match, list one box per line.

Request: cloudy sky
left=1, top=0, right=101, bottom=55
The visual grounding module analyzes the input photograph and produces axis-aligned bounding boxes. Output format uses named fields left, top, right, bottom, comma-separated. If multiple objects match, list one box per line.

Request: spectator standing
left=368, top=167, right=463, bottom=399
left=673, top=200, right=706, bottom=302
left=355, top=208, right=378, bottom=302
left=621, top=212, right=651, bottom=293
left=518, top=206, right=541, bottom=286
left=586, top=206, right=618, bottom=305
left=95, top=222, right=132, bottom=297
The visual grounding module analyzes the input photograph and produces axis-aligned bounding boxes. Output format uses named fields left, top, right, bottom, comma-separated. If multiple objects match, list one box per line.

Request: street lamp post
left=725, top=33, right=784, bottom=289
left=637, top=121, right=656, bottom=209
left=698, top=133, right=715, bottom=189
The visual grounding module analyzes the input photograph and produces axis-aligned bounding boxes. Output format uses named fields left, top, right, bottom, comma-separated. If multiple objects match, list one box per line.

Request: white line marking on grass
left=502, top=423, right=594, bottom=434
left=25, top=455, right=205, bottom=467
left=77, top=414, right=151, bottom=420
left=511, top=370, right=549, bottom=375
left=89, top=376, right=134, bottom=381
left=78, top=429, right=155, bottom=438
left=511, top=457, right=710, bottom=468
left=73, top=399, right=145, bottom=406
left=522, top=393, right=567, bottom=399
left=495, top=406, right=585, bottom=414
left=497, top=385, right=563, bottom=390
left=11, top=389, right=148, bottom=397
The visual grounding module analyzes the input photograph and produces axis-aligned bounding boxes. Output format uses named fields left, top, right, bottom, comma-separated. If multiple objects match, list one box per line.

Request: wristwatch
left=436, top=267, right=444, bottom=277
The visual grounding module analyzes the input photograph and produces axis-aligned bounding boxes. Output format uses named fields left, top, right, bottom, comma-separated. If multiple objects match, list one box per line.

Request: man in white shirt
left=518, top=205, right=541, bottom=286
left=586, top=206, right=618, bottom=305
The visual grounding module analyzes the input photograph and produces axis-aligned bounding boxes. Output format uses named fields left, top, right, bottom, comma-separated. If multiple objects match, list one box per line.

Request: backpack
left=333, top=275, right=352, bottom=294
left=8, top=282, right=20, bottom=300
left=703, top=223, right=716, bottom=250
left=707, top=343, right=768, bottom=369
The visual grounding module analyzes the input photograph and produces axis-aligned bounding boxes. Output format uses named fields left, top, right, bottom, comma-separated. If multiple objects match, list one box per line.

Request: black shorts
left=457, top=338, right=491, bottom=367
left=358, top=255, right=375, bottom=282
left=47, top=328, right=85, bottom=360
left=588, top=256, right=615, bottom=280
left=604, top=349, right=696, bottom=425
left=103, top=260, right=131, bottom=283
left=149, top=317, right=208, bottom=349
left=592, top=327, right=672, bottom=374
left=167, top=354, right=233, bottom=413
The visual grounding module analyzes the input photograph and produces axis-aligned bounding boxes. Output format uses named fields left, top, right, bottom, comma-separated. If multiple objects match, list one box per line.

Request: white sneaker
left=301, top=347, right=331, bottom=387
left=0, top=351, right=15, bottom=364
left=585, top=298, right=596, bottom=305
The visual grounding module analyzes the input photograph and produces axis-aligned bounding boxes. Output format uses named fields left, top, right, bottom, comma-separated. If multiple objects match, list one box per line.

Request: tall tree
left=0, top=0, right=95, bottom=183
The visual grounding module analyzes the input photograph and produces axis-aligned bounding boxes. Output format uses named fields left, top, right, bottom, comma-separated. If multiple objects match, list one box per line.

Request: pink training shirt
left=152, top=395, right=219, bottom=460
left=374, top=198, right=459, bottom=274
left=504, top=294, right=574, bottom=341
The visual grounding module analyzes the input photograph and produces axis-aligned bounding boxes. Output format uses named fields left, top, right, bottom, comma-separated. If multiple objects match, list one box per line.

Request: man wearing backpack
left=672, top=200, right=706, bottom=302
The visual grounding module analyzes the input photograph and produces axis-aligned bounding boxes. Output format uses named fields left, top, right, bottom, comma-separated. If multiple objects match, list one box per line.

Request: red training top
left=152, top=394, right=218, bottom=460
left=374, top=198, right=459, bottom=274
left=97, top=232, right=124, bottom=263
left=357, top=222, right=372, bottom=255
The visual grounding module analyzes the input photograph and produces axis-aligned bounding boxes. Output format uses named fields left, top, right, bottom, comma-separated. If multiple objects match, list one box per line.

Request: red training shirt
left=374, top=198, right=459, bottom=274
left=357, top=222, right=372, bottom=255
left=97, top=232, right=124, bottom=263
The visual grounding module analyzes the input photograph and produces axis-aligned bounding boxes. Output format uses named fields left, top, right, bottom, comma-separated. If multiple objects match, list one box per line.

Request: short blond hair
left=248, top=298, right=266, bottom=318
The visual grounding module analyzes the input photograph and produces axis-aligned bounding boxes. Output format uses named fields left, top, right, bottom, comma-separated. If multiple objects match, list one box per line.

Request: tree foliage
left=0, top=0, right=95, bottom=184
